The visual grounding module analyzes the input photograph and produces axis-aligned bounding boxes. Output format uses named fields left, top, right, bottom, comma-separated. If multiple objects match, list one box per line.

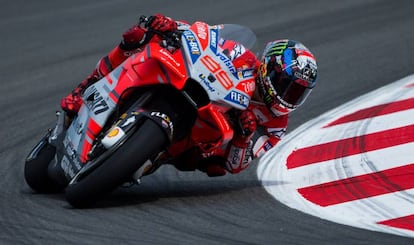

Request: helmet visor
left=269, top=72, right=313, bottom=109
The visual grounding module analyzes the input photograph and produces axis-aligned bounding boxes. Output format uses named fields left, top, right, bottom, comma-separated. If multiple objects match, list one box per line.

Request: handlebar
left=139, top=15, right=182, bottom=50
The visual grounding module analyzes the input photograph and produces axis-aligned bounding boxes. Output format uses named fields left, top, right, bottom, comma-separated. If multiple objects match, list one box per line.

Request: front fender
left=101, top=110, right=173, bottom=150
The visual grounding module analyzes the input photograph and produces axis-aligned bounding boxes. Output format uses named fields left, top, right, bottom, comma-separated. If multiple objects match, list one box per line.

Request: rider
left=61, top=14, right=318, bottom=177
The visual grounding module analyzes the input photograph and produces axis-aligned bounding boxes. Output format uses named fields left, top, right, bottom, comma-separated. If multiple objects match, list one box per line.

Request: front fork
left=26, top=111, right=66, bottom=162
left=49, top=111, right=67, bottom=145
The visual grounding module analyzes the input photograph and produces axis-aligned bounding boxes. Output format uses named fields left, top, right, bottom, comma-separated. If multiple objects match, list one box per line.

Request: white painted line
left=257, top=74, right=414, bottom=238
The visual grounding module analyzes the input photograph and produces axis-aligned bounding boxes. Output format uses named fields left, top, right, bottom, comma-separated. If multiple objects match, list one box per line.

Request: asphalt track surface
left=1, top=0, right=414, bottom=244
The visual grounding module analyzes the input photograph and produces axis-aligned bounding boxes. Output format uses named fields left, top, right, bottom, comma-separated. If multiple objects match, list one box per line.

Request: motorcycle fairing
left=61, top=21, right=257, bottom=171
left=63, top=41, right=192, bottom=164
left=181, top=22, right=255, bottom=110
left=191, top=103, right=234, bottom=154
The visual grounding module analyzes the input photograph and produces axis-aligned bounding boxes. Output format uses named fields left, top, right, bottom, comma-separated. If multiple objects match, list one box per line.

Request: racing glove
left=61, top=14, right=178, bottom=116
left=120, top=14, right=177, bottom=51
left=120, top=25, right=146, bottom=51
left=232, top=110, right=257, bottom=148
left=147, top=14, right=178, bottom=33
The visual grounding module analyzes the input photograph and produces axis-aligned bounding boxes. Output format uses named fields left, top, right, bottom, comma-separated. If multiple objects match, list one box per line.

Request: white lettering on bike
left=159, top=48, right=181, bottom=67
left=60, top=156, right=75, bottom=178
left=230, top=91, right=246, bottom=105
left=243, top=80, right=255, bottom=93
left=232, top=147, right=241, bottom=164
left=185, top=32, right=201, bottom=54
left=217, top=53, right=236, bottom=73
left=196, top=22, right=207, bottom=40
left=210, top=30, right=217, bottom=47
left=150, top=112, right=174, bottom=136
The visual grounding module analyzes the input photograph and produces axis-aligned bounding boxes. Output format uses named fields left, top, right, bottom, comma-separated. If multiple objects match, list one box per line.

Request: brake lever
left=139, top=15, right=149, bottom=28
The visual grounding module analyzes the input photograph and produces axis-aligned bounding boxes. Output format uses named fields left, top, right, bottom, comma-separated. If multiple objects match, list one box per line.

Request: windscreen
left=217, top=24, right=257, bottom=50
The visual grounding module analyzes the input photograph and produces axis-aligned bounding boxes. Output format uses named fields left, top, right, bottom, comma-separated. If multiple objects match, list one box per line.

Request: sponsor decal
left=217, top=52, right=236, bottom=74
left=209, top=29, right=218, bottom=54
left=194, top=22, right=209, bottom=50
left=84, top=86, right=109, bottom=115
left=101, top=126, right=125, bottom=149
left=60, top=156, right=76, bottom=178
left=240, top=68, right=254, bottom=79
left=199, top=74, right=215, bottom=92
left=61, top=137, right=82, bottom=177
left=224, top=91, right=248, bottom=108
left=107, top=127, right=120, bottom=138
left=75, top=121, right=83, bottom=135
left=183, top=30, right=201, bottom=63
left=292, top=55, right=317, bottom=83
left=150, top=112, right=174, bottom=136
left=231, top=147, right=242, bottom=165
left=236, top=79, right=255, bottom=94
left=265, top=40, right=289, bottom=56
left=195, top=22, right=208, bottom=40
left=264, top=141, right=273, bottom=151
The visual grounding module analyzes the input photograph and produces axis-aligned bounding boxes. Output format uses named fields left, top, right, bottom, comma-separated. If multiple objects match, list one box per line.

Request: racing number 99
left=200, top=55, right=233, bottom=90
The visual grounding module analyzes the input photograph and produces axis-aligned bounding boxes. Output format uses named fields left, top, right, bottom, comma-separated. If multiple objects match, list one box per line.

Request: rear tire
left=65, top=120, right=168, bottom=208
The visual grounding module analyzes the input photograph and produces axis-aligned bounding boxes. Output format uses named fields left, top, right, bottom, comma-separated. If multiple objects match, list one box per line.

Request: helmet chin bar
left=276, top=94, right=297, bottom=109
left=270, top=102, right=292, bottom=116
left=271, top=93, right=301, bottom=116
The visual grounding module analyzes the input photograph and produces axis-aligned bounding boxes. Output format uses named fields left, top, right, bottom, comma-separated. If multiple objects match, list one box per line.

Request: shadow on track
left=78, top=176, right=263, bottom=209
left=21, top=167, right=265, bottom=209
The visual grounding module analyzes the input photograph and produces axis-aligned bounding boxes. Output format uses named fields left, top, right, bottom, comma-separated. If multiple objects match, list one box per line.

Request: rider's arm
left=91, top=14, right=178, bottom=79
left=224, top=110, right=257, bottom=174
left=251, top=114, right=288, bottom=158
left=224, top=111, right=288, bottom=174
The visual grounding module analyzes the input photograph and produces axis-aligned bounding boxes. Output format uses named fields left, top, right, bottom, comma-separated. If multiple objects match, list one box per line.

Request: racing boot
left=160, top=146, right=226, bottom=177
left=60, top=70, right=100, bottom=117
left=60, top=24, right=148, bottom=117
left=60, top=14, right=176, bottom=117
left=197, top=156, right=227, bottom=177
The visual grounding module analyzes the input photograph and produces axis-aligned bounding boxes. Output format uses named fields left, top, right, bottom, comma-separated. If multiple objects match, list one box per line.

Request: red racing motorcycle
left=24, top=18, right=257, bottom=207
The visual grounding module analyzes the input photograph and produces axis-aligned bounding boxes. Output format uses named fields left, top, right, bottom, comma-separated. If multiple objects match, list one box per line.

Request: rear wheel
left=65, top=119, right=168, bottom=208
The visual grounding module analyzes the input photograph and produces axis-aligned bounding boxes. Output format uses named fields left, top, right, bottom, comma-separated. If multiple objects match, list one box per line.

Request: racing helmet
left=256, top=39, right=318, bottom=116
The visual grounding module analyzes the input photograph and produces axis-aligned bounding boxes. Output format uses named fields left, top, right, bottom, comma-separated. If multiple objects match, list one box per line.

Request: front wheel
left=65, top=119, right=168, bottom=208
left=24, top=136, right=65, bottom=193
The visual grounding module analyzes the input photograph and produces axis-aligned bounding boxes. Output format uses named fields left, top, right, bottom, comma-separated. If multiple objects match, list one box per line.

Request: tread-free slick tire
left=65, top=120, right=168, bottom=208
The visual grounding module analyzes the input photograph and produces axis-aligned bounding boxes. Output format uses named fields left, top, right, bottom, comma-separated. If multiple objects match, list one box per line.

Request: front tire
left=65, top=119, right=168, bottom=208
left=24, top=142, right=64, bottom=193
